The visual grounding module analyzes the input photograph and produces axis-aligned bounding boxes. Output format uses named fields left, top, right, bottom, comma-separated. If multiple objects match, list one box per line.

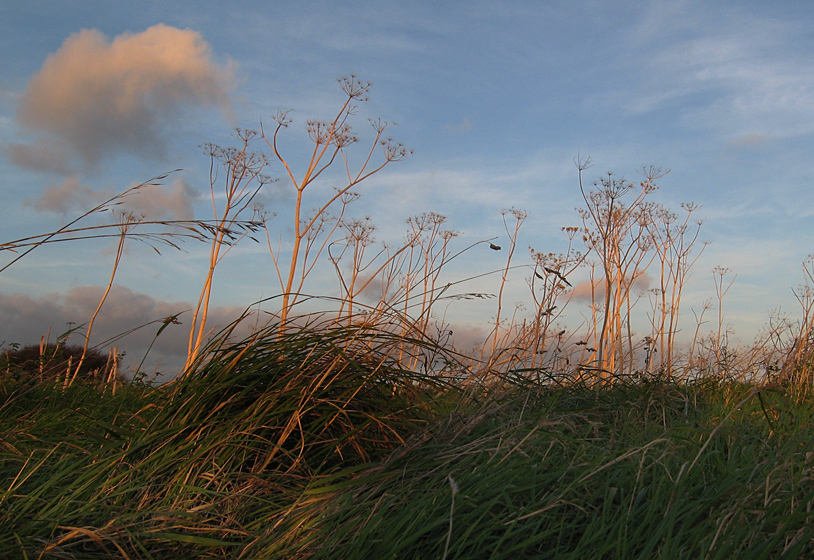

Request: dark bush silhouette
left=1, top=344, right=114, bottom=383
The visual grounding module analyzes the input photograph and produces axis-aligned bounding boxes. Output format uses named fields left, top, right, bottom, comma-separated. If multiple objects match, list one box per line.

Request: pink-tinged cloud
left=570, top=278, right=598, bottom=302
left=29, top=176, right=197, bottom=221
left=4, top=139, right=71, bottom=174
left=16, top=24, right=235, bottom=164
left=30, top=176, right=106, bottom=214
left=118, top=177, right=197, bottom=221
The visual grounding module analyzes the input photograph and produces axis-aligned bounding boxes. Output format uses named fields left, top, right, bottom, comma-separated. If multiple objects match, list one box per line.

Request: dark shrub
left=1, top=344, right=114, bottom=383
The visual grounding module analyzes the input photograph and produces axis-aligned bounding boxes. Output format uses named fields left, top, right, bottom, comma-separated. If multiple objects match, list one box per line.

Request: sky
left=2, top=0, right=814, bottom=374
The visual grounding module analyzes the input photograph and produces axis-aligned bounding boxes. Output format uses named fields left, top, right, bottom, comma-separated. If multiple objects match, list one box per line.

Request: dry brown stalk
left=488, top=208, right=528, bottom=366
left=185, top=129, right=271, bottom=371
left=646, top=202, right=707, bottom=375
left=262, top=76, right=411, bottom=329
left=575, top=159, right=705, bottom=377
left=68, top=213, right=136, bottom=387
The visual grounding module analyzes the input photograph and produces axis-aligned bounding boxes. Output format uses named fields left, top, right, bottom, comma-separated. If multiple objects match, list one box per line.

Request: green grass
left=2, top=323, right=814, bottom=558
left=311, top=380, right=814, bottom=559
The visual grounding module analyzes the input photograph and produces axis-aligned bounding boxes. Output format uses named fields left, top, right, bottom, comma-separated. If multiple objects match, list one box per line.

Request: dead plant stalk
left=262, top=76, right=411, bottom=329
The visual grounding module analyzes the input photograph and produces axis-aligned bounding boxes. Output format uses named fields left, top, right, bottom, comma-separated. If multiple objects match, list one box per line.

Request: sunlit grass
left=3, top=319, right=814, bottom=558
left=0, top=319, right=446, bottom=558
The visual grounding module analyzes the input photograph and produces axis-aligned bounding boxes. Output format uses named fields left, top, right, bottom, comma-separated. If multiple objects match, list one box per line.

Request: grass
left=0, top=320, right=444, bottom=558
left=3, top=320, right=814, bottom=559
left=314, top=380, right=814, bottom=559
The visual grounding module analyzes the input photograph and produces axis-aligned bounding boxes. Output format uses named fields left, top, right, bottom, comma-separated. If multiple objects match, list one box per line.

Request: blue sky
left=1, top=0, right=813, bottom=369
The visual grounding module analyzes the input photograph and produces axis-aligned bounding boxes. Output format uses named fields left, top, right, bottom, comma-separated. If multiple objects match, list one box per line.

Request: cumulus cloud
left=15, top=24, right=235, bottom=165
left=118, top=177, right=198, bottom=221
left=0, top=285, right=251, bottom=377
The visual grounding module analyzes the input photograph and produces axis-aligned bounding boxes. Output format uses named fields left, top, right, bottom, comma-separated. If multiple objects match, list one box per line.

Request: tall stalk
left=262, top=76, right=411, bottom=329
left=577, top=161, right=663, bottom=375
left=68, top=213, right=136, bottom=387
left=185, top=130, right=270, bottom=371
left=488, top=208, right=527, bottom=365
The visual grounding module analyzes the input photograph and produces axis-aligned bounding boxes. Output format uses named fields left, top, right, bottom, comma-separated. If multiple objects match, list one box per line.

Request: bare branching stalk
left=262, top=76, right=411, bottom=329
left=712, top=266, right=736, bottom=367
left=647, top=203, right=707, bottom=376
left=526, top=226, right=584, bottom=370
left=572, top=159, right=705, bottom=378
left=186, top=130, right=271, bottom=371
left=778, top=255, right=814, bottom=383
left=488, top=208, right=527, bottom=365
left=577, top=161, right=663, bottom=375
left=408, top=213, right=457, bottom=335
left=0, top=173, right=179, bottom=274
left=328, top=214, right=449, bottom=332
left=687, top=301, right=711, bottom=375
left=2, top=170, right=269, bottom=383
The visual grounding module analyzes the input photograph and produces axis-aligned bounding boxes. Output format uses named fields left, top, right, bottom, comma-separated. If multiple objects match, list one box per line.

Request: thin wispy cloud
left=726, top=133, right=771, bottom=148
left=616, top=3, right=814, bottom=138
left=696, top=236, right=798, bottom=278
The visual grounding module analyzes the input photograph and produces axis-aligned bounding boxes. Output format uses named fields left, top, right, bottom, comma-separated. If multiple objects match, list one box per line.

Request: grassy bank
left=2, top=323, right=814, bottom=559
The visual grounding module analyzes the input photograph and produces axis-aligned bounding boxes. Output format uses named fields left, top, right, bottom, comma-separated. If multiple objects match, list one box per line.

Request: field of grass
left=3, top=320, right=814, bottom=559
